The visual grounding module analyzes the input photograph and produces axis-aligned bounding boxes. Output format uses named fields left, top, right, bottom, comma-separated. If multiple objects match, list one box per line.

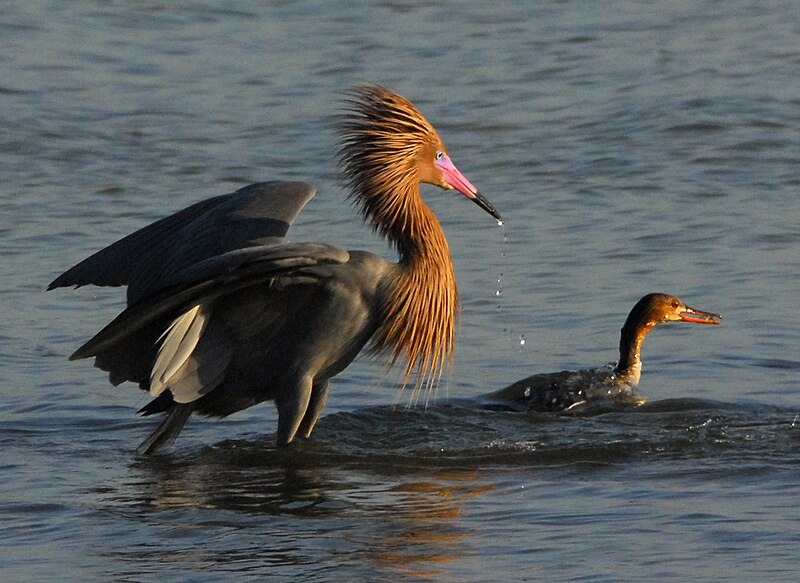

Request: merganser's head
left=628, top=293, right=722, bottom=328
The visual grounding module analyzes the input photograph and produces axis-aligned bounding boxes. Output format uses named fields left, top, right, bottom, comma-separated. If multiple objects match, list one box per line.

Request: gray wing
left=144, top=250, right=390, bottom=416
left=70, top=242, right=350, bottom=365
left=48, top=181, right=317, bottom=304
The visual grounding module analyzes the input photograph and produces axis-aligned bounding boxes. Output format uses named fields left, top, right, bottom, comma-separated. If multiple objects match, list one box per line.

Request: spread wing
left=70, top=242, right=351, bottom=372
left=48, top=181, right=317, bottom=304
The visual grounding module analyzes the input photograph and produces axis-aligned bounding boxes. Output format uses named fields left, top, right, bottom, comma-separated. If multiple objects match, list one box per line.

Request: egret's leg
left=297, top=379, right=329, bottom=439
left=275, top=376, right=312, bottom=446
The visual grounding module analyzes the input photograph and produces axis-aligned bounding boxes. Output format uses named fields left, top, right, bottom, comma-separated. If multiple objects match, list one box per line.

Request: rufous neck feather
left=370, top=187, right=458, bottom=395
left=337, top=85, right=459, bottom=395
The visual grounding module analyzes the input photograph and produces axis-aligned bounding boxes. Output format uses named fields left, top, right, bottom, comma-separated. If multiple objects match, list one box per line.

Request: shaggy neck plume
left=371, top=180, right=458, bottom=393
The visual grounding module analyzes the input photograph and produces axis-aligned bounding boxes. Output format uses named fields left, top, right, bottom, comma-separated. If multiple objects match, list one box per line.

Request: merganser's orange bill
left=680, top=306, right=722, bottom=324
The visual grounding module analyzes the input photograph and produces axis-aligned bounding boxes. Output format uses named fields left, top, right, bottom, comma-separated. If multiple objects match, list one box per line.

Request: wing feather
left=48, top=181, right=317, bottom=304
left=69, top=242, right=349, bottom=361
left=150, top=304, right=208, bottom=396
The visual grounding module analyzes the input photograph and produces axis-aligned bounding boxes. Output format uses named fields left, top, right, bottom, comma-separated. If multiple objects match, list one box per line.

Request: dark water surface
left=2, top=1, right=799, bottom=581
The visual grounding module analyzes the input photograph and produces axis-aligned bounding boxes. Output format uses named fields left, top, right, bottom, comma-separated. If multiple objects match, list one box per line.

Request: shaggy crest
left=337, top=85, right=444, bottom=255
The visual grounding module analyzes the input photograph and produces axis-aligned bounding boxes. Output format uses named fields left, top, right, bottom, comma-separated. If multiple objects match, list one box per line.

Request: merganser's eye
left=435, top=150, right=444, bottom=160
left=671, top=300, right=680, bottom=309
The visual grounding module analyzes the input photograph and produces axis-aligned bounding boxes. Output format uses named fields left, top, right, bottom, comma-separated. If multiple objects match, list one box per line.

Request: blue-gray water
left=2, top=1, right=799, bottom=581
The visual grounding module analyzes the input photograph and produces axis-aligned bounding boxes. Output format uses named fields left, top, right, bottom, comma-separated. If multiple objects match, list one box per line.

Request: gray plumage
left=49, top=181, right=317, bottom=304
left=51, top=181, right=391, bottom=453
left=49, top=86, right=501, bottom=455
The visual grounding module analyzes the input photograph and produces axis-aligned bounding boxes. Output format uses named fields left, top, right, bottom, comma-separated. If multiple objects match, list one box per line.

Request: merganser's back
left=481, top=293, right=721, bottom=412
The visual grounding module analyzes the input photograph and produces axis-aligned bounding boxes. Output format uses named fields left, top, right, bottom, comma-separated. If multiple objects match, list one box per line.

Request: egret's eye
left=435, top=150, right=444, bottom=161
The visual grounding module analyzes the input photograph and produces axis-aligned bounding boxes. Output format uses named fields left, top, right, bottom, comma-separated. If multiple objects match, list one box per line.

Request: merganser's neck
left=615, top=320, right=654, bottom=386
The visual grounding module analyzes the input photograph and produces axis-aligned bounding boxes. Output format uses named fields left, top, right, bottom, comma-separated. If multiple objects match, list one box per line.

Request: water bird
left=481, top=293, right=721, bottom=412
left=48, top=85, right=501, bottom=454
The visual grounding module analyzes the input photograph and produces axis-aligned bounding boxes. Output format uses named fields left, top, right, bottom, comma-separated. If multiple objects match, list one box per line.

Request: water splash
left=494, top=222, right=506, bottom=310
left=491, top=223, right=528, bottom=353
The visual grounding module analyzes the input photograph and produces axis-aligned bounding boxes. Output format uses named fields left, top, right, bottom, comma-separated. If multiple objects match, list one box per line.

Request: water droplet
left=518, top=334, right=526, bottom=346
left=495, top=289, right=503, bottom=297
left=496, top=219, right=504, bottom=227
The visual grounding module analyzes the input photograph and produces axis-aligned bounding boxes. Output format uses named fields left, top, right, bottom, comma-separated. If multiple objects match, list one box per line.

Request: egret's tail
left=137, top=402, right=195, bottom=455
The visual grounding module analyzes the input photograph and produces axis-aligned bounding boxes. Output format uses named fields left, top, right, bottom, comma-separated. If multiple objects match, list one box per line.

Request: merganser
left=481, top=293, right=721, bottom=412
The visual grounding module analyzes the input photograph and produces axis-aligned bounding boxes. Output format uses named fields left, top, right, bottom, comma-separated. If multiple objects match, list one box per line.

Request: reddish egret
left=49, top=85, right=501, bottom=453
left=481, top=294, right=721, bottom=412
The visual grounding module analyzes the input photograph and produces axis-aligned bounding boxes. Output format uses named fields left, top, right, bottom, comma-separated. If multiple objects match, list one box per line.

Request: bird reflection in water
left=120, top=446, right=494, bottom=580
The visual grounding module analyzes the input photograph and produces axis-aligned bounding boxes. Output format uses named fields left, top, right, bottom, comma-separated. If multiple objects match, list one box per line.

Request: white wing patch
left=150, top=304, right=208, bottom=399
